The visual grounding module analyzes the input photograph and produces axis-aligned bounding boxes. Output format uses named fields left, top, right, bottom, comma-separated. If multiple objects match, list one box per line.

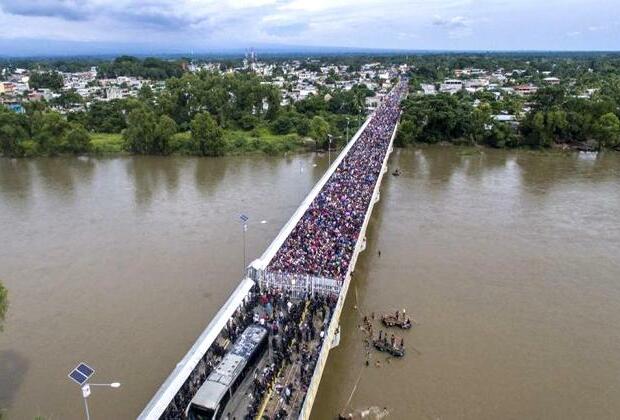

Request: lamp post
left=327, top=134, right=333, bottom=167
left=346, top=117, right=350, bottom=142
left=68, top=363, right=121, bottom=420
left=81, top=383, right=121, bottom=420
left=239, top=214, right=249, bottom=273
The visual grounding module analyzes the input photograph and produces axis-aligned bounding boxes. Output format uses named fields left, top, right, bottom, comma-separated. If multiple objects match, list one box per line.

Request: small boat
left=381, top=313, right=412, bottom=330
left=372, top=339, right=405, bottom=357
left=391, top=168, right=401, bottom=177
left=339, top=406, right=390, bottom=419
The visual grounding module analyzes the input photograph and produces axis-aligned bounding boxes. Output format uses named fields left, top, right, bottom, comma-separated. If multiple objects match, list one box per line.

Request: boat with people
left=372, top=338, right=405, bottom=357
left=339, top=406, right=390, bottom=419
left=381, top=310, right=412, bottom=329
left=391, top=168, right=401, bottom=176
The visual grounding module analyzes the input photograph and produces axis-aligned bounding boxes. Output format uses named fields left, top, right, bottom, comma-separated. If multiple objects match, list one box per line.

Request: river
left=1, top=147, right=619, bottom=419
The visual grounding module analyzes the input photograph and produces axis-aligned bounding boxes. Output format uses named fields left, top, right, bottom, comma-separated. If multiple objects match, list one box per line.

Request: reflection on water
left=0, top=350, right=29, bottom=409
left=0, top=148, right=619, bottom=419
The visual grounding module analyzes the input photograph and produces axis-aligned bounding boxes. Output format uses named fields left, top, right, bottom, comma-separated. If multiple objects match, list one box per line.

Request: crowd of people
left=161, top=289, right=259, bottom=419
left=161, top=287, right=337, bottom=420
left=267, top=81, right=408, bottom=281
left=160, top=80, right=407, bottom=420
left=245, top=291, right=337, bottom=419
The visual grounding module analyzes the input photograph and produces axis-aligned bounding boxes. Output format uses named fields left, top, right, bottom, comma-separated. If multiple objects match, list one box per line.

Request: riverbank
left=398, top=141, right=619, bottom=156
left=7, top=128, right=313, bottom=158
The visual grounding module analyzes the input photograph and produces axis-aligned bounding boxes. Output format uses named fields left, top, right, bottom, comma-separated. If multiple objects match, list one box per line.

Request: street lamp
left=68, top=363, right=121, bottom=420
left=346, top=117, right=350, bottom=142
left=80, top=383, right=122, bottom=420
left=327, top=134, right=333, bottom=167
left=239, top=214, right=249, bottom=273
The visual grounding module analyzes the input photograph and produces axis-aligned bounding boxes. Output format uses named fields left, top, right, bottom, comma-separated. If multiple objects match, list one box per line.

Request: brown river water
left=1, top=147, right=619, bottom=419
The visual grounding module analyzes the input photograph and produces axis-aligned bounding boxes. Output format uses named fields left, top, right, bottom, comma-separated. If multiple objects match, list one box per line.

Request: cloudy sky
left=0, top=0, right=618, bottom=54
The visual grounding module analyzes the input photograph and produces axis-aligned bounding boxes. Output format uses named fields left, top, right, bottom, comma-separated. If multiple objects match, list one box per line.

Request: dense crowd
left=267, top=81, right=408, bottom=281
left=161, top=288, right=336, bottom=420
left=245, top=291, right=336, bottom=419
left=161, top=290, right=259, bottom=419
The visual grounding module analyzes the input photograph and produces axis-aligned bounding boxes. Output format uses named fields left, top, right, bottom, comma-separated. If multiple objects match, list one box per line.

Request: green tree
left=123, top=106, right=157, bottom=154
left=470, top=103, right=493, bottom=144
left=51, top=89, right=83, bottom=109
left=593, top=113, right=620, bottom=149
left=310, top=116, right=330, bottom=148
left=62, top=125, right=91, bottom=154
left=29, top=71, right=64, bottom=90
left=191, top=112, right=225, bottom=156
left=153, top=115, right=177, bottom=155
left=30, top=111, right=71, bottom=154
left=0, top=108, right=29, bottom=157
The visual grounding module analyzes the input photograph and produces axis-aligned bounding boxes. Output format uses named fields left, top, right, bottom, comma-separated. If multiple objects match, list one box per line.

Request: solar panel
left=77, top=363, right=94, bottom=377
left=68, top=362, right=95, bottom=385
left=69, top=370, right=88, bottom=385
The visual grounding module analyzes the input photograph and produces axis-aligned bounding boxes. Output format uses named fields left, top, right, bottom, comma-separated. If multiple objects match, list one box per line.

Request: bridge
left=139, top=80, right=408, bottom=420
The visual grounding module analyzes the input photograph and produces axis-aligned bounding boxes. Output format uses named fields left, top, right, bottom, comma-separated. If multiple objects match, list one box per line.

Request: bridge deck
left=138, top=80, right=407, bottom=420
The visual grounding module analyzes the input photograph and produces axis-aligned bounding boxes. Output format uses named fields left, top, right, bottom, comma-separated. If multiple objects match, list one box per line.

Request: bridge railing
left=249, top=268, right=342, bottom=298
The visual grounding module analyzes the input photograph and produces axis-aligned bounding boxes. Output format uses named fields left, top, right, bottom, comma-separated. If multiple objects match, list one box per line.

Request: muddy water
left=0, top=154, right=328, bottom=419
left=311, top=148, right=620, bottom=420
left=1, top=148, right=619, bottom=419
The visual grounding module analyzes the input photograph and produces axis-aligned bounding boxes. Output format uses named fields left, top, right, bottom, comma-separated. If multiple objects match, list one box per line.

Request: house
left=365, top=95, right=383, bottom=111
left=0, top=82, right=15, bottom=95
left=513, top=84, right=538, bottom=96
left=439, top=79, right=463, bottom=94
left=543, top=77, right=560, bottom=85
left=420, top=84, right=436, bottom=95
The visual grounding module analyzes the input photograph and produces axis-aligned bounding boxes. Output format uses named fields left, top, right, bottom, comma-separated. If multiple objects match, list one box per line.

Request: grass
left=222, top=127, right=304, bottom=155
left=90, top=132, right=124, bottom=154
left=88, top=127, right=307, bottom=156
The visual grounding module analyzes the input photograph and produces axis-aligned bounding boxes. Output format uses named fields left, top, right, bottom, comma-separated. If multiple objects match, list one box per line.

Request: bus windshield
left=187, top=404, right=215, bottom=420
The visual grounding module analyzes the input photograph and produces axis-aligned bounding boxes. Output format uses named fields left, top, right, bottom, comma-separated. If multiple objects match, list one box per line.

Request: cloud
left=432, top=15, right=469, bottom=28
left=264, top=21, right=309, bottom=37
left=0, top=0, right=618, bottom=53
left=432, top=14, right=473, bottom=38
left=0, top=0, right=90, bottom=20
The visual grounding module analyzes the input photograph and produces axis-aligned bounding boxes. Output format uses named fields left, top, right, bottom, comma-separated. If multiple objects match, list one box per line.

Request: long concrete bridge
left=139, top=81, right=407, bottom=420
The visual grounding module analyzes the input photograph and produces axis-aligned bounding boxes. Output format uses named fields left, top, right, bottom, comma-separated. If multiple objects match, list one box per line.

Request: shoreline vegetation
left=1, top=62, right=370, bottom=159
left=2, top=54, right=620, bottom=158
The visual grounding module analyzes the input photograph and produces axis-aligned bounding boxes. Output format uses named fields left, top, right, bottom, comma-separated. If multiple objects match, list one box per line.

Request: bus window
left=188, top=404, right=215, bottom=420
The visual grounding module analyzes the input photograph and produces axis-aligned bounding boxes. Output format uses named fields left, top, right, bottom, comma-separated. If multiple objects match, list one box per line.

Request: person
left=378, top=250, right=381, bottom=257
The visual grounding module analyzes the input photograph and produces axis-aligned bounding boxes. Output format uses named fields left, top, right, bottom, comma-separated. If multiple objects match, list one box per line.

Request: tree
left=191, top=112, right=225, bottom=156
left=0, top=108, right=28, bottom=157
left=470, top=103, right=492, bottom=144
left=153, top=115, right=177, bottom=155
left=85, top=99, right=127, bottom=133
left=29, top=71, right=64, bottom=90
left=63, top=125, right=91, bottom=154
left=395, top=120, right=419, bottom=147
left=30, top=111, right=71, bottom=154
left=310, top=116, right=330, bottom=148
left=593, top=113, right=620, bottom=149
left=123, top=106, right=157, bottom=154
left=51, top=89, right=83, bottom=109
left=271, top=114, right=295, bottom=134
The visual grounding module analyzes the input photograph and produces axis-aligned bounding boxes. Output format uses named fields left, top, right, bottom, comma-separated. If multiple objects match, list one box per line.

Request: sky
left=0, top=0, right=619, bottom=55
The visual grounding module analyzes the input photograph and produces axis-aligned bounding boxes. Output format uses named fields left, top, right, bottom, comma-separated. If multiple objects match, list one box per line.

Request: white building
left=439, top=79, right=463, bottom=94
